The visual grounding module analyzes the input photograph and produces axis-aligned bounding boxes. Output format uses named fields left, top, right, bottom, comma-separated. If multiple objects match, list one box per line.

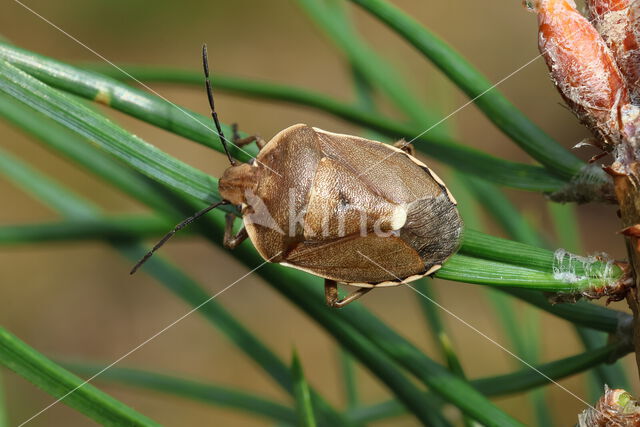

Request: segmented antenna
left=130, top=46, right=236, bottom=275
left=130, top=200, right=229, bottom=274
left=202, top=44, right=236, bottom=166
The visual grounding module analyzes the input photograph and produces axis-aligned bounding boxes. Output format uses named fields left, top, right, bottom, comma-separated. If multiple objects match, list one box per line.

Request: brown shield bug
left=131, top=45, right=464, bottom=308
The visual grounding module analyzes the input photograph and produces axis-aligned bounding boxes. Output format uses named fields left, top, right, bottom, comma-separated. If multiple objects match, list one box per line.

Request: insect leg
left=393, top=139, right=415, bottom=156
left=231, top=123, right=267, bottom=150
left=234, top=134, right=267, bottom=150
left=231, top=123, right=241, bottom=142
left=223, top=212, right=248, bottom=249
left=324, top=279, right=373, bottom=308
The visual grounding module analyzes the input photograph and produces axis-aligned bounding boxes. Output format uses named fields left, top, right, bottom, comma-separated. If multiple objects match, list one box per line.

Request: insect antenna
left=130, top=199, right=229, bottom=274
left=202, top=44, right=236, bottom=166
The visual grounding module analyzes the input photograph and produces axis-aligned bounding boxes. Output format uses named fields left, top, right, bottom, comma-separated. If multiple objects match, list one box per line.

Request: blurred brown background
left=0, top=0, right=636, bottom=425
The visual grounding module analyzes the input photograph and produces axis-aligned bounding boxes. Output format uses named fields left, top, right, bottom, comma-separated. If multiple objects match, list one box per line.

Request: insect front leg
left=324, top=279, right=372, bottom=308
left=232, top=123, right=267, bottom=150
left=223, top=212, right=248, bottom=249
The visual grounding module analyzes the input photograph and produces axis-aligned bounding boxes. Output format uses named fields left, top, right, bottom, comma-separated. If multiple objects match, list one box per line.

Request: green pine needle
left=0, top=328, right=161, bottom=426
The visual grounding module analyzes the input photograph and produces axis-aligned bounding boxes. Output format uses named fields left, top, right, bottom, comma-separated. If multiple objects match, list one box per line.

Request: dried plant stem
left=610, top=162, right=640, bottom=378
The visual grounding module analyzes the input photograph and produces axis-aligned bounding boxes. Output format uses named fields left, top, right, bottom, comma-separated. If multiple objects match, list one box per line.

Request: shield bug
left=131, top=45, right=463, bottom=308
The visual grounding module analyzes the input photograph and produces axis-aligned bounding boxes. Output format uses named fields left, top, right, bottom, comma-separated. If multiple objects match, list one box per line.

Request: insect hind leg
left=325, top=279, right=372, bottom=308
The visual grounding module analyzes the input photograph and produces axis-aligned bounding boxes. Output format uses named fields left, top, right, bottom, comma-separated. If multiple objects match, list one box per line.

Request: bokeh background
left=0, top=0, right=636, bottom=425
